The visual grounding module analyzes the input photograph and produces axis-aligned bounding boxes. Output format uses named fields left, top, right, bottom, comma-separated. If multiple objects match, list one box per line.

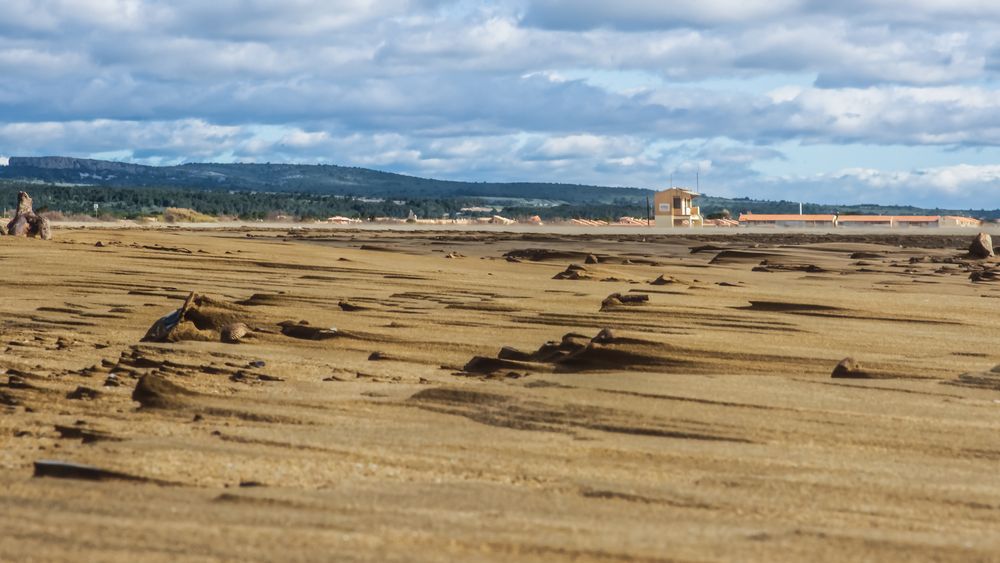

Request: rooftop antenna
left=696, top=170, right=700, bottom=192
left=670, top=173, right=673, bottom=189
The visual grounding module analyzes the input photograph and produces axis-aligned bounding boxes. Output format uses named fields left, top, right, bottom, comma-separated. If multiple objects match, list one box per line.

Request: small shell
left=221, top=322, right=250, bottom=344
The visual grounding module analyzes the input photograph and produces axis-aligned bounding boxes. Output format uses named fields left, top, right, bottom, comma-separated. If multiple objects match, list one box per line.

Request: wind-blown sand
left=3, top=228, right=1000, bottom=561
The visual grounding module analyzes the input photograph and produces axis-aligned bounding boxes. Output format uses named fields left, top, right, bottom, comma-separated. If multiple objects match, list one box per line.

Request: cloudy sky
left=1, top=0, right=1000, bottom=206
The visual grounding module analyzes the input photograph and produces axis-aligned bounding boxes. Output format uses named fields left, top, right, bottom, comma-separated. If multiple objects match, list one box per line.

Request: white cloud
left=0, top=1, right=999, bottom=206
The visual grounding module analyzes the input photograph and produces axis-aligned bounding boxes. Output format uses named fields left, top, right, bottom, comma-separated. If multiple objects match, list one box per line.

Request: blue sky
left=1, top=0, right=999, bottom=207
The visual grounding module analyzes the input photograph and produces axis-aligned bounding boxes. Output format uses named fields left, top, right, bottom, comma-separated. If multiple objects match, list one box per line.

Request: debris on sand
left=968, top=232, right=995, bottom=259
left=338, top=301, right=367, bottom=312
left=710, top=250, right=780, bottom=264
left=850, top=252, right=885, bottom=260
left=279, top=320, right=338, bottom=340
left=970, top=268, right=1000, bottom=283
left=142, top=292, right=255, bottom=344
left=503, top=248, right=589, bottom=262
left=946, top=364, right=1000, bottom=391
left=758, top=260, right=827, bottom=273
left=464, top=329, right=691, bottom=375
left=831, top=357, right=872, bottom=379
left=553, top=264, right=592, bottom=280
left=601, top=293, right=649, bottom=311
left=649, top=274, right=684, bottom=286
left=5, top=191, right=51, bottom=240
left=66, top=386, right=101, bottom=400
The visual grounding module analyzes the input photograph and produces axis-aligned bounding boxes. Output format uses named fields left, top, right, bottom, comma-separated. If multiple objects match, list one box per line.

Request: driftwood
left=5, top=192, right=51, bottom=239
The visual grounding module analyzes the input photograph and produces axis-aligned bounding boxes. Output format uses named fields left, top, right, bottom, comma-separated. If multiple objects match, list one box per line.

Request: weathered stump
left=5, top=192, right=51, bottom=240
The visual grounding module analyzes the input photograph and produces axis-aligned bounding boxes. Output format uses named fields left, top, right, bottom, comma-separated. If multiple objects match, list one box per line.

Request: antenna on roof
left=696, top=170, right=700, bottom=192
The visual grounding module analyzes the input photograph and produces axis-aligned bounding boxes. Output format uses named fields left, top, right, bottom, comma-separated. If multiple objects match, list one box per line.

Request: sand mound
left=142, top=293, right=255, bottom=344
left=132, top=374, right=199, bottom=409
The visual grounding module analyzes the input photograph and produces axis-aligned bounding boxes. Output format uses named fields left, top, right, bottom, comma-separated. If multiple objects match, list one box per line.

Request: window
left=658, top=203, right=670, bottom=212
left=673, top=197, right=682, bottom=210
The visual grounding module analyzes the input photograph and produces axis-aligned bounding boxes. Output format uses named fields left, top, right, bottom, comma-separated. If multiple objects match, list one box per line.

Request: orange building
left=654, top=188, right=703, bottom=228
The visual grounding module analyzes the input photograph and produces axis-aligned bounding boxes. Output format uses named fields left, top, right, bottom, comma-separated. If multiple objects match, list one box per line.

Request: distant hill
left=1, top=156, right=997, bottom=219
left=0, top=156, right=648, bottom=204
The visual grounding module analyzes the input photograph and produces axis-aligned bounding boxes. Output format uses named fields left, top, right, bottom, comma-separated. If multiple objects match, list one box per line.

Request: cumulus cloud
left=0, top=0, right=998, bottom=205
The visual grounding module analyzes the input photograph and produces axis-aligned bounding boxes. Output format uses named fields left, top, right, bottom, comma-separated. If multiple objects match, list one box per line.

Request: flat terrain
left=3, top=228, right=1000, bottom=562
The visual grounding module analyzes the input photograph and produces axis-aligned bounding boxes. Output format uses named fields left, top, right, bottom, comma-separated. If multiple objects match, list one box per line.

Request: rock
left=831, top=357, right=872, bottom=379
left=279, top=320, right=338, bottom=340
left=95, top=241, right=104, bottom=247
left=553, top=264, right=591, bottom=280
left=592, top=328, right=616, bottom=344
left=969, top=232, right=994, bottom=259
left=585, top=254, right=600, bottom=264
left=649, top=274, right=682, bottom=285
left=338, top=301, right=366, bottom=312
left=103, top=374, right=121, bottom=387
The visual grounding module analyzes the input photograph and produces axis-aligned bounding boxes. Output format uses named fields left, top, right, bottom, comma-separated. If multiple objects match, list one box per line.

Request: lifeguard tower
left=654, top=187, right=703, bottom=228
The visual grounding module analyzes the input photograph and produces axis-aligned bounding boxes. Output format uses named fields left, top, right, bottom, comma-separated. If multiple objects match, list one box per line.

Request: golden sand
left=2, top=228, right=1000, bottom=561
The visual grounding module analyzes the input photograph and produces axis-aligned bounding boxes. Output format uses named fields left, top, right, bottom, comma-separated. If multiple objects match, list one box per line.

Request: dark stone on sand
left=368, top=352, right=387, bottom=361
left=649, top=274, right=680, bottom=285
left=497, top=346, right=535, bottom=362
left=33, top=460, right=160, bottom=484
left=279, top=320, right=338, bottom=340
left=463, top=356, right=537, bottom=374
left=7, top=374, right=31, bottom=389
left=592, top=328, right=616, bottom=344
left=969, top=232, right=995, bottom=259
left=53, top=424, right=120, bottom=444
left=585, top=254, right=600, bottom=264
left=553, top=264, right=591, bottom=280
left=95, top=241, right=104, bottom=247
left=850, top=252, right=884, bottom=260
left=338, top=301, right=366, bottom=312
left=66, top=386, right=100, bottom=400
left=249, top=360, right=266, bottom=368
left=831, top=357, right=872, bottom=379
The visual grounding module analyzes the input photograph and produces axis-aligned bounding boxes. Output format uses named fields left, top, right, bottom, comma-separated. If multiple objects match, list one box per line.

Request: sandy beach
left=3, top=227, right=1000, bottom=561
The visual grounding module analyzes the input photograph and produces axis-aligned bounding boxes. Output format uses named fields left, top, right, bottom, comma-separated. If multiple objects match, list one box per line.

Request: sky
left=1, top=0, right=999, bottom=207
